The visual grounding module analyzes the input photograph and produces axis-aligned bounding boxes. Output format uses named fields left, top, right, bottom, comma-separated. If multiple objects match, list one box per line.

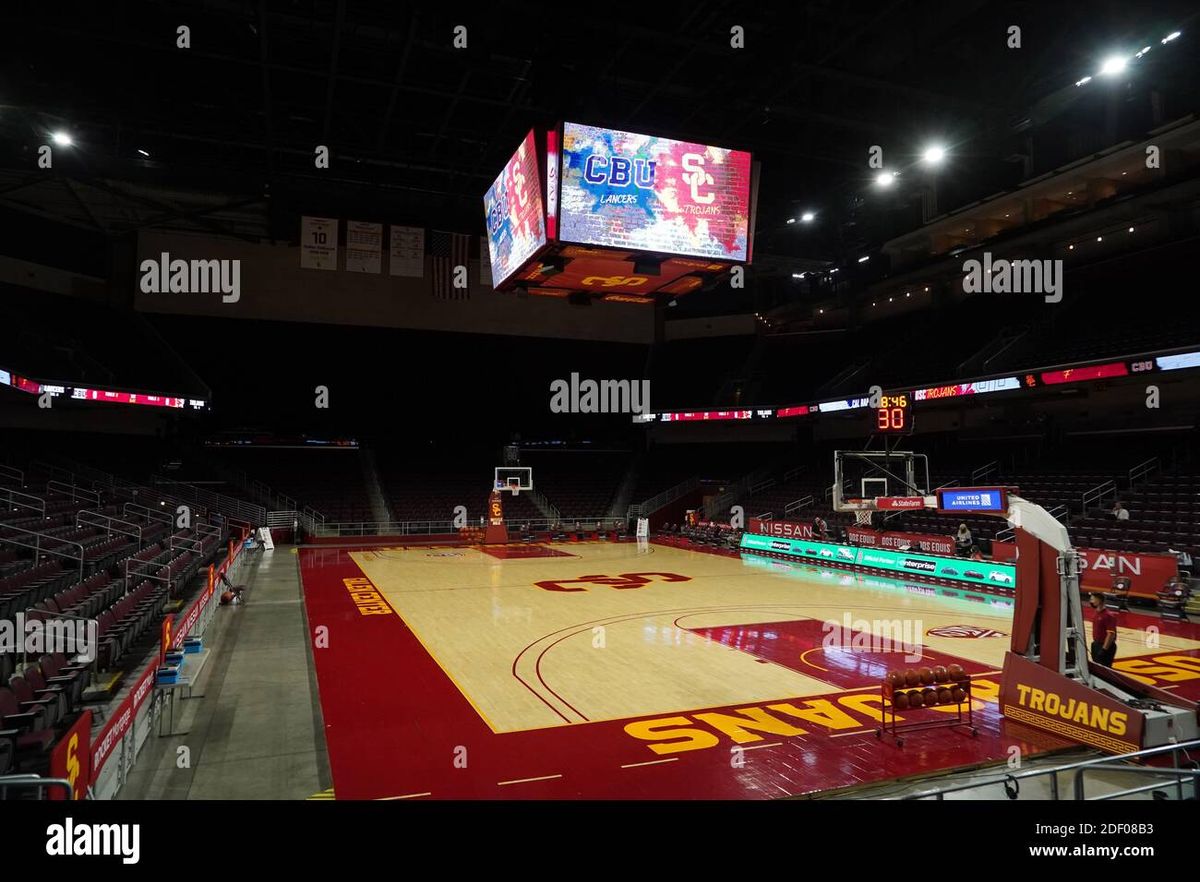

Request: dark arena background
left=2, top=0, right=1199, bottom=867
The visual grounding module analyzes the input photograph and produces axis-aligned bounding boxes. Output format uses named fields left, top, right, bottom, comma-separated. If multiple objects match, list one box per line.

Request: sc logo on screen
left=681, top=153, right=715, bottom=204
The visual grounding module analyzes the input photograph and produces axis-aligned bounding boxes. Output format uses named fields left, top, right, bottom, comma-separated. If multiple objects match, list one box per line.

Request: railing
left=971, top=461, right=999, bottom=483
left=0, top=524, right=85, bottom=581
left=755, top=511, right=773, bottom=520
left=310, top=517, right=626, bottom=538
left=152, top=475, right=264, bottom=524
left=749, top=477, right=776, bottom=495
left=0, top=775, right=74, bottom=800
left=0, top=486, right=46, bottom=517
left=784, top=495, right=814, bottom=517
left=46, top=480, right=100, bottom=505
left=1082, top=479, right=1118, bottom=513
left=1128, top=457, right=1159, bottom=488
left=705, top=465, right=774, bottom=521
left=0, top=464, right=23, bottom=486
left=628, top=476, right=700, bottom=520
left=266, top=509, right=325, bottom=534
left=903, top=739, right=1200, bottom=800
left=782, top=465, right=805, bottom=483
left=77, top=510, right=142, bottom=547
left=123, top=502, right=173, bottom=526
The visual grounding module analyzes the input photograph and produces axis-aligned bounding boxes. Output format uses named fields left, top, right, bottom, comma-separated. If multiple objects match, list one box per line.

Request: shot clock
left=874, top=394, right=912, bottom=434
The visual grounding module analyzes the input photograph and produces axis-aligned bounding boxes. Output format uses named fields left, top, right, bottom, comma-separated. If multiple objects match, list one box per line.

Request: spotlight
left=905, top=292, right=910, bottom=297
left=1096, top=236, right=1103, bottom=242
left=875, top=170, right=896, bottom=188
left=800, top=211, right=815, bottom=223
left=1098, top=55, right=1128, bottom=77
left=51, top=131, right=73, bottom=146
left=1162, top=31, right=1181, bottom=44
left=137, top=148, right=150, bottom=157
left=1075, top=76, right=1092, bottom=87
left=1134, top=46, right=1152, bottom=59
left=921, top=145, right=946, bottom=165
left=1069, top=244, right=1075, bottom=250
left=857, top=255, right=870, bottom=263
left=787, top=218, right=796, bottom=224
left=1128, top=226, right=1134, bottom=233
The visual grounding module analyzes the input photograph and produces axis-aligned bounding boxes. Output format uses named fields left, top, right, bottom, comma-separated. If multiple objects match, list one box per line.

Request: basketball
left=932, top=665, right=948, bottom=683
left=922, top=688, right=939, bottom=706
left=887, top=671, right=904, bottom=689
left=893, top=692, right=909, bottom=710
left=919, top=667, right=934, bottom=684
left=904, top=669, right=920, bottom=686
left=907, top=690, right=924, bottom=708
left=937, top=687, right=953, bottom=704
left=947, top=664, right=965, bottom=681
left=950, top=686, right=966, bottom=703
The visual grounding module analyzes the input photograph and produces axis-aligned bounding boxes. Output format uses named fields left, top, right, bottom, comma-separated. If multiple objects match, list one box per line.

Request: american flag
left=431, top=230, right=472, bottom=299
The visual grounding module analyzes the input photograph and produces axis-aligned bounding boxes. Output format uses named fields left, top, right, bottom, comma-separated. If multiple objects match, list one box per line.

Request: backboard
left=494, top=466, right=533, bottom=495
left=831, top=449, right=930, bottom=512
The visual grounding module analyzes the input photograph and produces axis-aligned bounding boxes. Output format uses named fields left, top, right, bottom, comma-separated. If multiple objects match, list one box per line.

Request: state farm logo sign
left=927, top=625, right=1008, bottom=639
left=748, top=518, right=813, bottom=539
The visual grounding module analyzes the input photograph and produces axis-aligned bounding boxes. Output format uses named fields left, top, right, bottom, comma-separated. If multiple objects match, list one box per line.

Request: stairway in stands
left=359, top=447, right=395, bottom=524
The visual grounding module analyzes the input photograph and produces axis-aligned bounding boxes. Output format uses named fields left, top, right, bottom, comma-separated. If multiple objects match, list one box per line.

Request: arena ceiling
left=2, top=1, right=1198, bottom=268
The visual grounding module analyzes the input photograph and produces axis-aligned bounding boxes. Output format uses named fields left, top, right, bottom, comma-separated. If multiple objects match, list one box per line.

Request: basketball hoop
left=854, top=510, right=873, bottom=526
left=507, top=478, right=521, bottom=497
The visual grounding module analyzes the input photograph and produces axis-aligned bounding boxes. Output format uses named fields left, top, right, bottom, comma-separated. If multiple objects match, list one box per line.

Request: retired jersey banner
left=388, top=225, right=424, bottom=277
left=300, top=216, right=338, bottom=270
left=483, top=129, right=547, bottom=287
left=345, top=221, right=382, bottom=274
left=559, top=122, right=752, bottom=262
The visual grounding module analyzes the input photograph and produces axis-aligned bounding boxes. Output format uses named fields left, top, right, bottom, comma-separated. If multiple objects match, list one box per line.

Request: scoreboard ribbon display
left=558, top=122, right=752, bottom=261
left=484, top=129, right=548, bottom=286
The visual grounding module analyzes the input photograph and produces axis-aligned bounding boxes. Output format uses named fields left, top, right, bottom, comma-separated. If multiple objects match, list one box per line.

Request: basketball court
left=298, top=538, right=1200, bottom=799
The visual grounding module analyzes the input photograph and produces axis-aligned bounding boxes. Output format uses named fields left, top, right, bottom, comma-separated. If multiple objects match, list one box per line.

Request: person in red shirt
left=1088, top=592, right=1118, bottom=666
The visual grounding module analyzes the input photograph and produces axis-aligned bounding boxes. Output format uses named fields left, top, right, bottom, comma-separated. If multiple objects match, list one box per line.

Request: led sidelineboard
left=483, top=130, right=547, bottom=287
left=558, top=122, right=752, bottom=261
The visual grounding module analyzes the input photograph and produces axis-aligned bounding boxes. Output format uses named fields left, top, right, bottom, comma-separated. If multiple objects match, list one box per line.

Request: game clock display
left=874, top=394, right=912, bottom=434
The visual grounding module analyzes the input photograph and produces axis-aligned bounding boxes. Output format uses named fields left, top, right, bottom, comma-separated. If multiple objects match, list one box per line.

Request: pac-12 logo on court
left=534, top=572, right=690, bottom=593
left=926, top=624, right=1008, bottom=639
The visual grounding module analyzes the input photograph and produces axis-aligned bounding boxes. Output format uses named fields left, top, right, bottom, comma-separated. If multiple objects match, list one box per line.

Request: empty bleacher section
left=0, top=448, right=232, bottom=780
left=203, top=447, right=371, bottom=523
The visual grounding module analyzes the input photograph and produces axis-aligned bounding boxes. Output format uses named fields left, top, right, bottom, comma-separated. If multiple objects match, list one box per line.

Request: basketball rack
left=877, top=674, right=978, bottom=747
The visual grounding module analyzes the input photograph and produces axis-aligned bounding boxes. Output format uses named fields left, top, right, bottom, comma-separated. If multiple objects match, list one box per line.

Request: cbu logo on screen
left=584, top=152, right=715, bottom=204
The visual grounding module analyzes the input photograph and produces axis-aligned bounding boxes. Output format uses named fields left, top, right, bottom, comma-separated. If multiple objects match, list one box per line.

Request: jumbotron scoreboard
left=483, top=123, right=759, bottom=304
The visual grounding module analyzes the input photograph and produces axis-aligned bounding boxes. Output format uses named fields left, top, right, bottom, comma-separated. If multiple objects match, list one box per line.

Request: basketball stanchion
left=876, top=664, right=978, bottom=747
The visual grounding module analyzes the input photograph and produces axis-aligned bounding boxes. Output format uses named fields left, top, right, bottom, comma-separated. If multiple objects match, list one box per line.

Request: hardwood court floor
left=298, top=540, right=1200, bottom=799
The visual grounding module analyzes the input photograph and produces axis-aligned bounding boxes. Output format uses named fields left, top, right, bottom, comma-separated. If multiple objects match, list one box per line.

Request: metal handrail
left=1082, top=479, right=1118, bottom=513
left=311, top=517, right=627, bottom=538
left=629, top=476, right=700, bottom=519
left=1075, top=764, right=1197, bottom=801
left=971, top=461, right=999, bottom=483
left=0, top=525, right=85, bottom=581
left=0, top=774, right=74, bottom=800
left=784, top=495, right=815, bottom=516
left=0, top=486, right=46, bottom=516
left=123, top=502, right=173, bottom=525
left=904, top=738, right=1200, bottom=800
left=46, top=480, right=100, bottom=505
left=76, top=510, right=142, bottom=547
left=1128, top=457, right=1159, bottom=488
left=0, top=464, right=23, bottom=485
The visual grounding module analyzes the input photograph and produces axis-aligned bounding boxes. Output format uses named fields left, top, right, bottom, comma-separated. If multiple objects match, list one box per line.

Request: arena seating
left=208, top=448, right=373, bottom=522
